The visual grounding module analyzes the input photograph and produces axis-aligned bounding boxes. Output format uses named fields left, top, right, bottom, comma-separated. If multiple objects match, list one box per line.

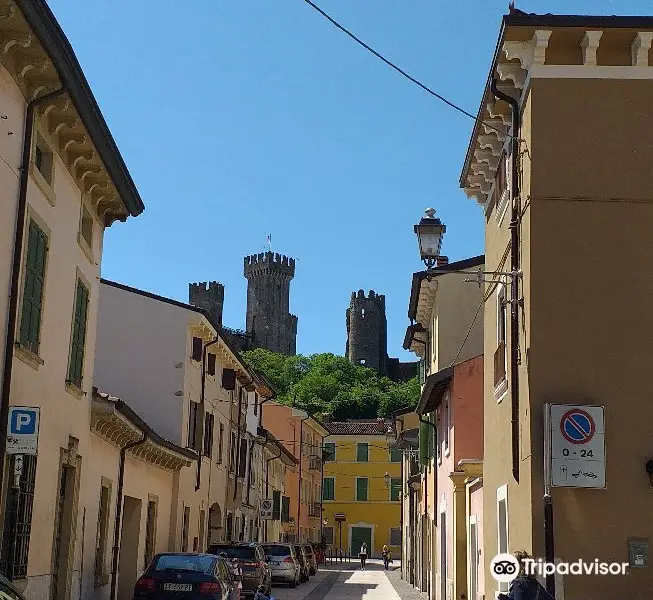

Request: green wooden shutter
left=281, top=496, right=290, bottom=523
left=356, top=478, right=368, bottom=501
left=390, top=448, right=402, bottom=462
left=68, top=280, right=89, bottom=387
left=19, top=221, right=47, bottom=353
left=356, top=443, right=369, bottom=462
left=390, top=478, right=402, bottom=501
left=323, top=478, right=334, bottom=501
left=272, top=490, right=281, bottom=520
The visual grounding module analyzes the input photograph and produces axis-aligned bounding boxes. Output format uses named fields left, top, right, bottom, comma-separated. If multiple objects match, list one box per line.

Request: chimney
left=436, top=256, right=449, bottom=266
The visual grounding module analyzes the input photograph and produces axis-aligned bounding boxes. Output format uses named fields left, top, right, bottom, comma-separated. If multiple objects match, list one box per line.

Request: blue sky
left=48, top=0, right=645, bottom=360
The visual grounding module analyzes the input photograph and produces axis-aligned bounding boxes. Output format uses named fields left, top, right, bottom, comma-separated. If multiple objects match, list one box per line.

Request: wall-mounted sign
left=7, top=406, right=40, bottom=455
left=260, top=499, right=273, bottom=520
left=546, top=404, right=605, bottom=489
left=334, top=513, right=346, bottom=522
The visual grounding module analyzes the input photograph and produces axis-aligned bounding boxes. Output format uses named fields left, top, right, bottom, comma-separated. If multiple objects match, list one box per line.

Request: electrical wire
left=300, top=0, right=507, bottom=135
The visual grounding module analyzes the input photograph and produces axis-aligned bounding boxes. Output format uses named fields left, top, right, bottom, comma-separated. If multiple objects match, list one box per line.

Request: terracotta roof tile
left=324, top=419, right=393, bottom=436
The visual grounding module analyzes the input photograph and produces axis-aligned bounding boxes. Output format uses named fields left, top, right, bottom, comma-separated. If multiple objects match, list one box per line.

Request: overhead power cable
left=300, top=0, right=502, bottom=133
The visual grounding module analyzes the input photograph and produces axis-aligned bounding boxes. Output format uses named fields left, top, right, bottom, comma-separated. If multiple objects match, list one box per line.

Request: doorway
left=51, top=466, right=76, bottom=600
left=469, top=518, right=478, bottom=600
left=118, top=496, right=142, bottom=600
left=440, top=512, right=447, bottom=600
left=350, top=526, right=372, bottom=558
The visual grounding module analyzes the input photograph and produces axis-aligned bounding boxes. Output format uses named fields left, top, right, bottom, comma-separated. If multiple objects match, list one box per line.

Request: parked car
left=133, top=552, right=235, bottom=599
left=206, top=542, right=271, bottom=597
left=302, top=544, right=318, bottom=575
left=261, top=542, right=300, bottom=587
left=293, top=544, right=310, bottom=582
left=0, top=574, right=26, bottom=599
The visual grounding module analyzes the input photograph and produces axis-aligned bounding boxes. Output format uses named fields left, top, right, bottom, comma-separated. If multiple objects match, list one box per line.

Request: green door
left=351, top=527, right=372, bottom=558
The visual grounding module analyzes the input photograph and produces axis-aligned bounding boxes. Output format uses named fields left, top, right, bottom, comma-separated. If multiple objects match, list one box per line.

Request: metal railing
left=325, top=548, right=353, bottom=564
left=308, top=502, right=322, bottom=517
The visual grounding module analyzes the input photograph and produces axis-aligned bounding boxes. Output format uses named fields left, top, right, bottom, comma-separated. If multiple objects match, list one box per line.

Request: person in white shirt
left=359, top=542, right=368, bottom=570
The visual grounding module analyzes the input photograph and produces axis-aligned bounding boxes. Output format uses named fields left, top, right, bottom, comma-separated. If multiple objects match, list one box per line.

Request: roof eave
left=16, top=0, right=144, bottom=216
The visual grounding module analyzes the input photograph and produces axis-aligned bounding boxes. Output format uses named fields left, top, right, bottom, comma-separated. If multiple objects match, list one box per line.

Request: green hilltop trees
left=242, top=348, right=419, bottom=421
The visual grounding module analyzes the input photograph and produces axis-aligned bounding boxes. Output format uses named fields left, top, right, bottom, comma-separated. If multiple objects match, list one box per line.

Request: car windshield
left=263, top=545, right=292, bottom=557
left=153, top=554, right=215, bottom=574
left=208, top=546, right=256, bottom=560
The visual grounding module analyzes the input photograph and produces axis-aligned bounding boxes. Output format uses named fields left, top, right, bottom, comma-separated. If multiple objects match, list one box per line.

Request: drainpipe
left=232, top=386, right=245, bottom=501
left=490, top=78, right=520, bottom=484
left=265, top=438, right=282, bottom=542
left=297, top=415, right=309, bottom=542
left=110, top=433, right=148, bottom=600
left=0, top=87, right=66, bottom=528
left=196, top=336, right=220, bottom=491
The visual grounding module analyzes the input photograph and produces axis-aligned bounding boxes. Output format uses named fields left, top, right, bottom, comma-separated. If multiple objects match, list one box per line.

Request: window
left=272, top=491, right=282, bottom=521
left=323, top=442, right=335, bottom=462
left=443, top=393, right=450, bottom=456
left=323, top=477, right=335, bottom=501
left=495, top=287, right=508, bottom=393
left=218, top=423, right=224, bottom=464
left=80, top=204, right=93, bottom=249
left=390, top=527, right=401, bottom=546
left=192, top=336, right=202, bottom=361
left=207, top=353, right=216, bottom=376
left=144, top=499, right=157, bottom=567
left=67, top=279, right=89, bottom=388
left=19, top=220, right=48, bottom=354
left=356, top=443, right=369, bottom=462
left=181, top=507, right=190, bottom=552
left=230, top=431, right=237, bottom=472
left=390, top=477, right=402, bottom=501
left=470, top=517, right=478, bottom=600
left=356, top=477, right=368, bottom=501
left=497, top=485, right=509, bottom=593
left=238, top=438, right=247, bottom=478
left=203, top=413, right=214, bottom=457
left=323, top=526, right=334, bottom=545
left=254, top=392, right=258, bottom=416
left=34, top=137, right=53, bottom=184
left=440, top=512, right=447, bottom=600
left=390, top=448, right=402, bottom=462
left=188, top=401, right=199, bottom=450
left=95, top=484, right=111, bottom=585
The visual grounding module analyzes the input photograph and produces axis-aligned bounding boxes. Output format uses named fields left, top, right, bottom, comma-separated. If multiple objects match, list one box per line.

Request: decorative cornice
left=474, top=149, right=499, bottom=170
left=503, top=29, right=552, bottom=70
left=581, top=30, right=603, bottom=66
left=496, top=62, right=525, bottom=90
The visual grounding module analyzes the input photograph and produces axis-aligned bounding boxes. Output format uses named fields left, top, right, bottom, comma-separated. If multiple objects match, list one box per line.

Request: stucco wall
left=468, top=481, right=484, bottom=600
left=94, top=283, right=187, bottom=445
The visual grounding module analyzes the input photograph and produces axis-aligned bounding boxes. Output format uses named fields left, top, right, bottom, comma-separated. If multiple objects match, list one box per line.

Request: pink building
left=416, top=355, right=484, bottom=600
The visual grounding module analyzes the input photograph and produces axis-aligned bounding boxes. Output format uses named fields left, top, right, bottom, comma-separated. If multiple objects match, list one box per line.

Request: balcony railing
left=309, top=455, right=322, bottom=471
left=494, top=341, right=506, bottom=387
left=409, top=457, right=420, bottom=477
left=309, top=502, right=322, bottom=518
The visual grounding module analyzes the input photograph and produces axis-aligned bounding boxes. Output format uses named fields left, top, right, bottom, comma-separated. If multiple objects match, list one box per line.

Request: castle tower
left=244, top=252, right=297, bottom=355
left=189, top=281, right=225, bottom=327
left=346, top=290, right=388, bottom=375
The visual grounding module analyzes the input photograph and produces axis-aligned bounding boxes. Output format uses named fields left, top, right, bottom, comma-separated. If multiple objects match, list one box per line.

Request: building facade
left=261, top=402, right=327, bottom=543
left=322, top=419, right=401, bottom=559
left=0, top=2, right=143, bottom=598
left=459, top=11, right=653, bottom=598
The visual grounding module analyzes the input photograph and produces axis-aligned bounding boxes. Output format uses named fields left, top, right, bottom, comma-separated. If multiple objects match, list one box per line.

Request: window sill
left=30, top=166, right=55, bottom=206
left=495, top=379, right=508, bottom=403
left=65, top=381, right=85, bottom=399
left=77, top=231, right=96, bottom=265
left=14, top=343, right=44, bottom=371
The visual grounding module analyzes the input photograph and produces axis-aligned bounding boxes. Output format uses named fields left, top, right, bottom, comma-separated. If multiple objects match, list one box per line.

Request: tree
left=243, top=348, right=419, bottom=420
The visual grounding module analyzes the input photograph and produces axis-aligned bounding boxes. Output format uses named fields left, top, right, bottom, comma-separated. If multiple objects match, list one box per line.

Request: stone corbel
left=49, top=113, right=77, bottom=135
left=631, top=32, right=653, bottom=67
left=78, top=163, right=102, bottom=182
left=481, top=119, right=507, bottom=141
left=496, top=62, right=525, bottom=90
left=15, top=55, right=50, bottom=78
left=467, top=175, right=492, bottom=195
left=28, top=82, right=60, bottom=102
left=503, top=29, right=552, bottom=70
left=477, top=135, right=502, bottom=156
left=464, top=187, right=486, bottom=204
left=86, top=178, right=109, bottom=196
left=68, top=149, right=93, bottom=170
left=581, top=31, right=603, bottom=66
left=41, top=96, right=70, bottom=118
left=486, top=101, right=511, bottom=127
left=59, top=132, right=87, bottom=152
left=0, top=31, right=31, bottom=54
left=471, top=162, right=494, bottom=182
left=473, top=149, right=500, bottom=170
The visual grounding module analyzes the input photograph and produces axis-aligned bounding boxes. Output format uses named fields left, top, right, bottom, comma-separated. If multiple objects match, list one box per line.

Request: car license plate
left=163, top=583, right=192, bottom=591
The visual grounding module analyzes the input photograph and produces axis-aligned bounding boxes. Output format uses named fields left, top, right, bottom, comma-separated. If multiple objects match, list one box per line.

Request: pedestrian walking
left=359, top=542, right=368, bottom=570
left=254, top=583, right=276, bottom=600
left=220, top=553, right=242, bottom=600
left=382, top=544, right=392, bottom=570
left=497, top=550, right=555, bottom=600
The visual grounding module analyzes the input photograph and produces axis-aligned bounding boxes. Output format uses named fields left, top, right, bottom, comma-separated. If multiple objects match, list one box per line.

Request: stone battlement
left=244, top=251, right=295, bottom=278
left=350, top=289, right=385, bottom=309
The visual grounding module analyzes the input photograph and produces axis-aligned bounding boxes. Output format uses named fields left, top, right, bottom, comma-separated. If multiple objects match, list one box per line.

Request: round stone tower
left=346, top=290, right=388, bottom=374
left=244, top=251, right=298, bottom=355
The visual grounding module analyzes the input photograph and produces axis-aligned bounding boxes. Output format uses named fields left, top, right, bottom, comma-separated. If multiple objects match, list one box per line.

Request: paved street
left=270, top=560, right=426, bottom=600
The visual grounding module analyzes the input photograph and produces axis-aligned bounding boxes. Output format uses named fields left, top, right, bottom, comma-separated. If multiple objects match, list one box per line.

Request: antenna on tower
left=266, top=234, right=272, bottom=252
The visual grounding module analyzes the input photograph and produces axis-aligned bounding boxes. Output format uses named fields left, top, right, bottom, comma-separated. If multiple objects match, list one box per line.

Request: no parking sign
left=547, top=404, right=605, bottom=489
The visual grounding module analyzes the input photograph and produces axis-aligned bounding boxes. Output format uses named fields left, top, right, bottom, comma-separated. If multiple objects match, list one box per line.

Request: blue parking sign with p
left=11, top=410, right=36, bottom=434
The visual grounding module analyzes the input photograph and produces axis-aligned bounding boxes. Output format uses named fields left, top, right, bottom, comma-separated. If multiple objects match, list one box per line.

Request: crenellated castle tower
left=346, top=290, right=388, bottom=375
left=189, top=281, right=225, bottom=327
left=244, top=252, right=298, bottom=355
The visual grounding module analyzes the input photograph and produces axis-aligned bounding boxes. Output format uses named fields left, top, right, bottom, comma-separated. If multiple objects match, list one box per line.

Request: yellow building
left=322, top=419, right=401, bottom=559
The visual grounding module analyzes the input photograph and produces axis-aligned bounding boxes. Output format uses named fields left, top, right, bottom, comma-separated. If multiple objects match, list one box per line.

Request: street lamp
left=414, top=208, right=446, bottom=269
left=383, top=471, right=390, bottom=488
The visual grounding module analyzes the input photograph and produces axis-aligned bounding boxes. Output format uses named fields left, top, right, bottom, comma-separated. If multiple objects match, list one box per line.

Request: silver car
left=261, top=543, right=300, bottom=587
